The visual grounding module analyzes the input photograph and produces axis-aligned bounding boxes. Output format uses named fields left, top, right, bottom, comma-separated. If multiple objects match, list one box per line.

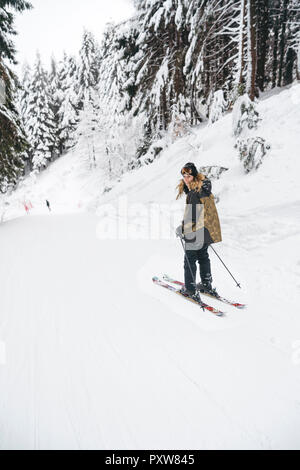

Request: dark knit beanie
left=181, top=162, right=198, bottom=177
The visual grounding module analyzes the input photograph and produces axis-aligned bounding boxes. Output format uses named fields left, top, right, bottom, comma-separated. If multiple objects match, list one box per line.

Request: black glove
left=201, top=179, right=212, bottom=196
left=175, top=224, right=184, bottom=238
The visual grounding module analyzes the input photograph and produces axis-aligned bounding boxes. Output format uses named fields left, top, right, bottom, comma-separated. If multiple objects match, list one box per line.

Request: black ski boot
left=197, top=281, right=218, bottom=296
left=179, top=286, right=195, bottom=298
left=180, top=287, right=202, bottom=303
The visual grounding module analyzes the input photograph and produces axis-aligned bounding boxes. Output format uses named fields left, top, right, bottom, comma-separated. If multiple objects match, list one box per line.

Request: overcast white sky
left=13, top=0, right=135, bottom=72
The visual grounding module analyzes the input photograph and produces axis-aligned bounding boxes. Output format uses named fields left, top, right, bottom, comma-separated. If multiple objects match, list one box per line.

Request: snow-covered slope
left=1, top=84, right=300, bottom=449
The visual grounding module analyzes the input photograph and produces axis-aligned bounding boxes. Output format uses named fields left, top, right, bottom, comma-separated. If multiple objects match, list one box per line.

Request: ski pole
left=209, top=245, right=241, bottom=288
left=178, top=236, right=205, bottom=310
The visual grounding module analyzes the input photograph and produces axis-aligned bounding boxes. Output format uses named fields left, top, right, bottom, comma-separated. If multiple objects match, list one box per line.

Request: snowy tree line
left=123, top=0, right=300, bottom=140
left=0, top=0, right=31, bottom=193
left=19, top=51, right=79, bottom=172
left=1, top=0, right=300, bottom=192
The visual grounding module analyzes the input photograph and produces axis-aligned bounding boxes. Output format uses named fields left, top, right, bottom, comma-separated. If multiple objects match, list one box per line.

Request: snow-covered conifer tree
left=73, top=30, right=103, bottom=170
left=55, top=53, right=78, bottom=153
left=208, top=90, right=227, bottom=125
left=75, top=90, right=100, bottom=170
left=26, top=53, right=57, bottom=171
left=92, top=22, right=144, bottom=177
left=76, top=30, right=101, bottom=111
left=47, top=56, right=61, bottom=157
left=0, top=0, right=31, bottom=191
left=232, top=92, right=259, bottom=137
left=17, top=62, right=32, bottom=173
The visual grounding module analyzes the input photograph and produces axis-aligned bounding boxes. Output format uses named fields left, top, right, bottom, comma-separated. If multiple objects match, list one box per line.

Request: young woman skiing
left=176, top=162, right=222, bottom=299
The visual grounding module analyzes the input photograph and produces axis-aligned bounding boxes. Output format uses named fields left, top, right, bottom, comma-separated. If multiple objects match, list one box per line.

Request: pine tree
left=75, top=90, right=100, bottom=170
left=0, top=62, right=28, bottom=191
left=76, top=30, right=101, bottom=111
left=26, top=53, right=57, bottom=171
left=48, top=56, right=61, bottom=157
left=96, top=22, right=145, bottom=177
left=0, top=0, right=32, bottom=191
left=17, top=61, right=32, bottom=173
left=56, top=53, right=78, bottom=153
left=0, top=0, right=32, bottom=63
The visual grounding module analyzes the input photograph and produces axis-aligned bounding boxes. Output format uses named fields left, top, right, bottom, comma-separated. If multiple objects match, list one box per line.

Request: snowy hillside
left=1, top=84, right=300, bottom=450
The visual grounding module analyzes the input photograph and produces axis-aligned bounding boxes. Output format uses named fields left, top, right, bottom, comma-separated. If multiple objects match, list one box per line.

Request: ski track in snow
left=1, top=85, right=300, bottom=449
left=0, top=212, right=299, bottom=449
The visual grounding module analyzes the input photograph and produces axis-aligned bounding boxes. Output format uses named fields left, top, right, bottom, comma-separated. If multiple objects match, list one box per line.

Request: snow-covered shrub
left=132, top=137, right=167, bottom=169
left=168, top=114, right=189, bottom=141
left=232, top=94, right=260, bottom=137
left=198, top=165, right=229, bottom=180
left=208, top=90, right=227, bottom=125
left=235, top=137, right=270, bottom=173
left=168, top=102, right=189, bottom=142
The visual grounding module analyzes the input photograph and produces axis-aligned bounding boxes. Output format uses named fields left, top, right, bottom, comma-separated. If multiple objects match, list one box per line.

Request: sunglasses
left=181, top=172, right=193, bottom=177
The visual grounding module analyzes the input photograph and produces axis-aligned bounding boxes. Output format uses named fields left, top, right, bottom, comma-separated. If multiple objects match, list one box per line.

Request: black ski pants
left=184, top=243, right=212, bottom=293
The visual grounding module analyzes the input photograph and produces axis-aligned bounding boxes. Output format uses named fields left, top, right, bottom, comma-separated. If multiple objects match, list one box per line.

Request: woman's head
left=176, top=162, right=205, bottom=199
left=181, top=162, right=198, bottom=179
